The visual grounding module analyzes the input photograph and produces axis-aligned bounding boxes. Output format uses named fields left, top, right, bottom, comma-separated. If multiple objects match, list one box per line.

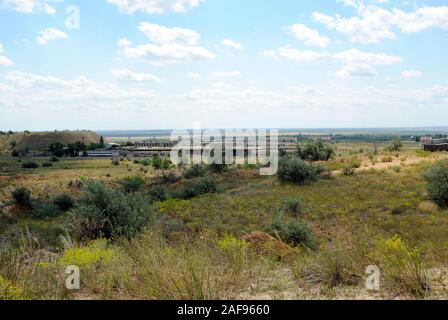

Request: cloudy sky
left=0, top=0, right=447, bottom=131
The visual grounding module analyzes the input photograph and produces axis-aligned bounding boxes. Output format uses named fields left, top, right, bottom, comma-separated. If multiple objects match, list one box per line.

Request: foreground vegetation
left=1, top=141, right=448, bottom=300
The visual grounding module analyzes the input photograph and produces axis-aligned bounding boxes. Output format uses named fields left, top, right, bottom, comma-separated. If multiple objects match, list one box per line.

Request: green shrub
left=53, top=194, right=74, bottom=211
left=152, top=157, right=162, bottom=170
left=22, top=161, right=39, bottom=169
left=11, top=187, right=31, bottom=206
left=423, top=160, right=448, bottom=207
left=11, top=150, right=19, bottom=157
left=266, top=215, right=315, bottom=249
left=277, top=156, right=325, bottom=185
left=148, top=185, right=167, bottom=202
left=139, top=159, right=151, bottom=166
left=174, top=177, right=218, bottom=199
left=32, top=201, right=61, bottom=219
left=119, top=176, right=145, bottom=193
left=69, top=181, right=154, bottom=240
left=111, top=158, right=120, bottom=166
left=42, top=162, right=53, bottom=168
left=50, top=156, right=59, bottom=162
left=296, top=140, right=335, bottom=161
left=386, top=139, right=403, bottom=152
left=281, top=197, right=304, bottom=216
left=284, top=221, right=316, bottom=249
left=183, top=165, right=207, bottom=179
left=208, top=163, right=228, bottom=174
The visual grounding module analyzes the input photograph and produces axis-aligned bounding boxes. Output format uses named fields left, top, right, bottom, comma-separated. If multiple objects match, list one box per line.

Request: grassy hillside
left=0, top=143, right=448, bottom=299
left=0, top=131, right=100, bottom=154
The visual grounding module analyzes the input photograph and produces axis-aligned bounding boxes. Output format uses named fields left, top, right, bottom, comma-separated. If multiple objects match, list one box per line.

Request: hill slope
left=0, top=131, right=100, bottom=153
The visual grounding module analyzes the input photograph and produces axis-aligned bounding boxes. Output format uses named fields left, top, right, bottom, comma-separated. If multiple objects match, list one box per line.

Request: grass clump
left=174, top=177, right=218, bottom=199
left=148, top=185, right=167, bottom=202
left=0, top=275, right=24, bottom=300
left=374, top=235, right=430, bottom=297
left=183, top=165, right=207, bottom=179
left=119, top=176, right=145, bottom=193
left=281, top=196, right=304, bottom=216
left=32, top=201, right=61, bottom=219
left=11, top=187, right=32, bottom=207
left=58, top=239, right=117, bottom=268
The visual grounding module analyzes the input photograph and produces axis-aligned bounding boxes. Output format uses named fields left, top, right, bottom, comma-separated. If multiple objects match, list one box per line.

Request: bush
left=296, top=140, right=335, bottom=162
left=277, top=156, right=325, bottom=185
left=386, top=139, right=402, bottom=152
left=111, top=158, right=120, bottom=166
left=11, top=150, right=19, bottom=157
left=174, top=177, right=218, bottom=199
left=423, top=160, right=448, bottom=207
left=148, top=185, right=167, bottom=202
left=11, top=187, right=31, bottom=206
left=183, top=165, right=206, bottom=179
left=139, top=159, right=151, bottom=166
left=69, top=181, right=154, bottom=240
left=119, top=176, right=145, bottom=193
left=53, top=194, right=74, bottom=211
left=22, top=161, right=39, bottom=169
left=281, top=197, right=304, bottom=216
left=284, top=221, right=316, bottom=249
left=50, top=156, right=59, bottom=162
left=208, top=163, right=228, bottom=174
left=32, top=201, right=61, bottom=219
left=152, top=157, right=162, bottom=170
left=42, top=162, right=53, bottom=168
left=266, top=215, right=315, bottom=249
left=342, top=165, right=356, bottom=176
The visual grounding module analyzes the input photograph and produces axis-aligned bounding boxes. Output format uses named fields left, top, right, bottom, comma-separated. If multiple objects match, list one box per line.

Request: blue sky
left=0, top=0, right=447, bottom=131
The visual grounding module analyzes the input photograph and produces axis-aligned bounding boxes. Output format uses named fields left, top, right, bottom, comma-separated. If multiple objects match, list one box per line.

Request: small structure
left=421, top=137, right=448, bottom=152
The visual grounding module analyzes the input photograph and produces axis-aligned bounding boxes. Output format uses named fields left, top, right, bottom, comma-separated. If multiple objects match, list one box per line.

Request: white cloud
left=36, top=28, right=68, bottom=45
left=401, top=70, right=422, bottom=78
left=333, top=48, right=402, bottom=65
left=286, top=24, right=330, bottom=47
left=313, top=5, right=448, bottom=44
left=221, top=38, right=243, bottom=50
left=262, top=46, right=401, bottom=77
left=211, top=81, right=234, bottom=89
left=107, top=0, right=202, bottom=15
left=295, top=86, right=321, bottom=94
left=139, top=22, right=200, bottom=45
left=112, top=68, right=163, bottom=83
left=117, top=38, right=132, bottom=47
left=2, top=0, right=59, bottom=14
left=118, top=23, right=215, bottom=64
left=333, top=48, right=401, bottom=78
left=335, top=63, right=378, bottom=77
left=0, top=43, right=14, bottom=66
left=1, top=70, right=155, bottom=111
left=211, top=71, right=241, bottom=79
left=262, top=45, right=328, bottom=62
left=186, top=72, right=200, bottom=78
